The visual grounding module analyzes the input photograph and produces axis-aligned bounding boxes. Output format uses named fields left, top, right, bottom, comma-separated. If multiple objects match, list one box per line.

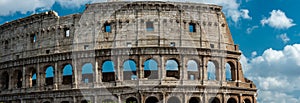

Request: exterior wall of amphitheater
left=0, top=1, right=257, bottom=103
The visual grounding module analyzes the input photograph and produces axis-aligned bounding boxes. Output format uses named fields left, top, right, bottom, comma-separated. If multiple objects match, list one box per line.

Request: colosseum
left=0, top=1, right=257, bottom=103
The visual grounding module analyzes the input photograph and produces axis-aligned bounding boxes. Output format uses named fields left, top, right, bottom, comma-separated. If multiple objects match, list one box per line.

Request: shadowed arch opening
left=166, top=59, right=179, bottom=79
left=227, top=98, right=237, bottom=103
left=81, top=100, right=90, bottom=103
left=144, top=59, right=158, bottom=79
left=1, top=72, right=9, bottom=90
left=207, top=61, right=216, bottom=80
left=43, top=101, right=50, bottom=103
left=167, top=96, right=180, bottom=103
left=61, top=101, right=69, bottom=103
left=187, top=60, right=199, bottom=80
left=126, top=97, right=138, bottom=103
left=12, top=70, right=22, bottom=88
left=102, top=60, right=115, bottom=82
left=82, top=63, right=94, bottom=83
left=209, top=97, right=220, bottom=103
left=62, top=64, right=73, bottom=85
left=31, top=69, right=37, bottom=87
left=45, top=66, right=54, bottom=86
left=189, top=97, right=200, bottom=103
left=123, top=60, right=137, bottom=80
left=145, top=96, right=159, bottom=103
left=244, top=99, right=251, bottom=103
left=225, top=63, right=232, bottom=81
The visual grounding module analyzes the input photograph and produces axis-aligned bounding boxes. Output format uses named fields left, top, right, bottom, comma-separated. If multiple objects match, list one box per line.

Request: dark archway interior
left=227, top=98, right=237, bottom=103
left=145, top=96, right=159, bottom=103
left=244, top=99, right=251, bottom=103
left=209, top=97, right=220, bottom=103
left=126, top=97, right=138, bottom=103
left=189, top=97, right=200, bottom=103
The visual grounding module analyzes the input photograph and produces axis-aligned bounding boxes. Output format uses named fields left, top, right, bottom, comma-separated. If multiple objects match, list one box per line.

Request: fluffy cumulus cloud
left=242, top=44, right=300, bottom=103
left=261, top=10, right=296, bottom=29
left=0, top=0, right=250, bottom=23
left=277, top=33, right=290, bottom=44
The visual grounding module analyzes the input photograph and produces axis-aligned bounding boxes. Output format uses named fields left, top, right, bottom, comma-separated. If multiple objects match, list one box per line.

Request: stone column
left=183, top=58, right=188, bottom=80
left=53, top=62, right=58, bottom=90
left=202, top=57, right=207, bottom=81
left=118, top=94, right=122, bottom=103
left=94, top=95, right=98, bottom=103
left=239, top=94, right=243, bottom=103
left=117, top=57, right=122, bottom=81
left=161, top=56, right=165, bottom=80
left=22, top=66, right=26, bottom=89
left=94, top=61, right=99, bottom=87
left=36, top=64, right=41, bottom=87
left=139, top=57, right=144, bottom=79
left=72, top=61, right=78, bottom=88
left=162, top=92, right=166, bottom=103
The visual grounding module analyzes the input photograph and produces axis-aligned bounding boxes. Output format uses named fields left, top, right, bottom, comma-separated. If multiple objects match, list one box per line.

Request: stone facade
left=0, top=1, right=257, bottom=103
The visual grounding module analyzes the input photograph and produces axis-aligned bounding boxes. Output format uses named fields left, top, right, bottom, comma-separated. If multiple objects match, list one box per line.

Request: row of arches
left=0, top=58, right=236, bottom=89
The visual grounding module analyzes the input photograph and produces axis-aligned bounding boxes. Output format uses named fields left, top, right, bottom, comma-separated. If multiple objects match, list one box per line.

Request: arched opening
left=1, top=72, right=9, bottom=90
left=102, top=60, right=115, bottom=82
left=81, top=100, right=90, bottom=103
left=31, top=69, right=37, bottom=87
left=13, top=70, right=22, bottom=88
left=225, top=63, right=232, bottom=81
left=227, top=98, right=237, bottom=103
left=167, top=96, right=180, bottom=103
left=61, top=101, right=69, bottom=103
left=43, top=101, right=50, bottom=103
left=62, top=64, right=73, bottom=85
left=166, top=59, right=179, bottom=79
left=187, top=60, right=199, bottom=80
left=145, top=96, right=159, bottom=103
left=189, top=97, right=200, bottom=103
left=102, top=99, right=116, bottom=103
left=207, top=61, right=217, bottom=80
left=82, top=63, right=94, bottom=83
left=126, top=97, right=138, bottom=103
left=244, top=99, right=251, bottom=103
left=45, top=66, right=54, bottom=86
left=209, top=97, right=220, bottom=103
left=144, top=59, right=158, bottom=79
left=123, top=60, right=137, bottom=80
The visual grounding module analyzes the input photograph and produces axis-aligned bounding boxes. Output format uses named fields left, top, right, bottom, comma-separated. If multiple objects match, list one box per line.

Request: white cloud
left=241, top=9, right=252, bottom=19
left=242, top=44, right=300, bottom=103
left=277, top=33, right=290, bottom=44
left=246, top=25, right=259, bottom=34
left=261, top=10, right=296, bottom=29
left=251, top=51, right=257, bottom=57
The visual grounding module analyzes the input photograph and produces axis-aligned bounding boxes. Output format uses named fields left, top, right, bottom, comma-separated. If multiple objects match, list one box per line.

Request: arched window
left=244, top=99, right=251, bottom=103
left=207, top=61, right=216, bottom=80
left=189, top=97, right=200, bottom=103
left=45, top=66, right=54, bottom=86
left=102, top=60, right=115, bottom=82
left=227, top=98, right=237, bottom=103
left=167, top=96, right=181, bottom=103
left=144, top=59, right=158, bottom=79
left=13, top=70, right=22, bottom=88
left=123, top=60, right=137, bottom=80
left=31, top=70, right=37, bottom=87
left=1, top=72, right=9, bottom=90
left=209, top=97, right=220, bottom=103
left=126, top=97, right=138, bottom=103
left=82, top=63, right=94, bottom=83
left=225, top=63, right=232, bottom=81
left=62, top=64, right=73, bottom=85
left=187, top=60, right=198, bottom=80
left=145, top=96, right=159, bottom=103
left=166, top=59, right=179, bottom=79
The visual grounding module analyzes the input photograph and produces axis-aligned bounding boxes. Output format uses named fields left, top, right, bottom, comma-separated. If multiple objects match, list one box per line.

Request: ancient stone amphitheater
left=0, top=1, right=257, bottom=103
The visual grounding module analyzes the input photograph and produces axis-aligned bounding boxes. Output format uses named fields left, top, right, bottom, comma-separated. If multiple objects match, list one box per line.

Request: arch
left=209, top=97, right=220, bottom=103
left=61, top=101, right=69, bottom=103
left=144, top=59, right=158, bottom=79
left=1, top=71, right=9, bottom=90
left=227, top=98, right=237, bottom=103
left=189, top=97, right=200, bottom=103
left=62, top=64, right=73, bottom=85
left=167, top=96, right=181, bottom=103
left=81, top=100, right=90, bottom=103
left=43, top=101, right=50, bottom=103
left=82, top=63, right=94, bottom=83
left=187, top=60, right=198, bottom=80
left=12, top=70, right=23, bottom=88
left=225, top=63, right=232, bottom=81
left=145, top=96, right=159, bottom=103
left=126, top=97, right=138, bottom=103
left=123, top=60, right=137, bottom=80
left=45, top=66, right=54, bottom=86
left=166, top=59, right=179, bottom=79
left=207, top=61, right=216, bottom=80
left=31, top=69, right=37, bottom=87
left=102, top=60, right=115, bottom=82
left=243, top=98, right=251, bottom=103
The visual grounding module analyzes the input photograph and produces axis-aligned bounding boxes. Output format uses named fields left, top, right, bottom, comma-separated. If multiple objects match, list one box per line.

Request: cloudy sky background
left=1, top=0, right=300, bottom=102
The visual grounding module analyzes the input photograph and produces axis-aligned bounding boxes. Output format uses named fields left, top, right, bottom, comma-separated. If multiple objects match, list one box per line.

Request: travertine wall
left=0, top=1, right=256, bottom=103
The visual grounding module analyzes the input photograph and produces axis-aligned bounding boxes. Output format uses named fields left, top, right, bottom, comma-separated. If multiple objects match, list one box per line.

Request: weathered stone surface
left=0, top=1, right=256, bottom=103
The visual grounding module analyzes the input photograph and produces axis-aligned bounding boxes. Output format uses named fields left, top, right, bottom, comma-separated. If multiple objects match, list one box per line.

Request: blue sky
left=1, top=0, right=300, bottom=102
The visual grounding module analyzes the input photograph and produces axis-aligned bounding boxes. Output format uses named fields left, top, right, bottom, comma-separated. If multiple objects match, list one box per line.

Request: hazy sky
left=1, top=0, right=300, bottom=102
